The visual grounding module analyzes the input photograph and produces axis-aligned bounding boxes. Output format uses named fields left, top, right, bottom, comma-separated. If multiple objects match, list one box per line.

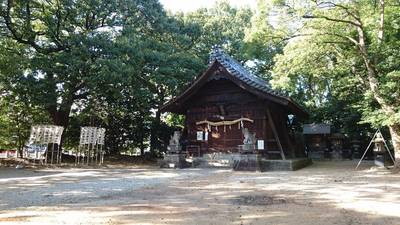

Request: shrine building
left=161, top=46, right=308, bottom=159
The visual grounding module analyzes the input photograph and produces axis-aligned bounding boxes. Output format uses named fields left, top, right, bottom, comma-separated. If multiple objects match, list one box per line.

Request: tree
left=0, top=0, right=203, bottom=155
left=243, top=0, right=290, bottom=79
left=180, top=0, right=289, bottom=80
left=109, top=11, right=205, bottom=155
left=178, top=0, right=253, bottom=62
left=271, top=0, right=400, bottom=166
left=0, top=0, right=169, bottom=139
left=0, top=39, right=51, bottom=155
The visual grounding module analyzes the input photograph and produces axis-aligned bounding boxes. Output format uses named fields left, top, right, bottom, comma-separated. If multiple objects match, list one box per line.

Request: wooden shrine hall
left=161, top=46, right=308, bottom=159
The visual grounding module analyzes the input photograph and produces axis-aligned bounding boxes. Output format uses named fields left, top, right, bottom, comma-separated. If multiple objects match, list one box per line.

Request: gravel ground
left=0, top=161, right=399, bottom=225
left=0, top=167, right=206, bottom=210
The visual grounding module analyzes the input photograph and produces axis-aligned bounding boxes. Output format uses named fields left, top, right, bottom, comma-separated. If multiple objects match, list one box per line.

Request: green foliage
left=0, top=0, right=198, bottom=154
left=0, top=39, right=51, bottom=151
left=269, top=0, right=400, bottom=139
left=4, top=0, right=397, bottom=156
left=164, top=114, right=185, bottom=128
left=177, top=0, right=253, bottom=62
left=0, top=0, right=225, bottom=155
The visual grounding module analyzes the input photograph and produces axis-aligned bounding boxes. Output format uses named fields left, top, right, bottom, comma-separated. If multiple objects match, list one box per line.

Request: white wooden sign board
left=257, top=140, right=264, bottom=150
left=197, top=131, right=203, bottom=141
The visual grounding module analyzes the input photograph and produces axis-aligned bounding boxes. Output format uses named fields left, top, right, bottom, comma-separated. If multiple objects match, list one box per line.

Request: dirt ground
left=0, top=160, right=399, bottom=225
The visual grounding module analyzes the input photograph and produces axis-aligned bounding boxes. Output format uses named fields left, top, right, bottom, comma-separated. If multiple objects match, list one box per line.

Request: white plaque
left=197, top=131, right=203, bottom=141
left=204, top=131, right=208, bottom=141
left=257, top=140, right=264, bottom=150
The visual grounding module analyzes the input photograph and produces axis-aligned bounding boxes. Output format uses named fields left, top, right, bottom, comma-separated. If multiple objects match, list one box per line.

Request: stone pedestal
left=331, top=150, right=342, bottom=160
left=192, top=153, right=239, bottom=168
left=259, top=158, right=312, bottom=171
left=167, top=145, right=182, bottom=154
left=374, top=151, right=394, bottom=167
left=233, top=153, right=261, bottom=171
left=160, top=153, right=188, bottom=168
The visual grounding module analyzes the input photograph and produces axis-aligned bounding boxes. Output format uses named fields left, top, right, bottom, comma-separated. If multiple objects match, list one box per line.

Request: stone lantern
left=373, top=132, right=393, bottom=167
left=373, top=133, right=385, bottom=153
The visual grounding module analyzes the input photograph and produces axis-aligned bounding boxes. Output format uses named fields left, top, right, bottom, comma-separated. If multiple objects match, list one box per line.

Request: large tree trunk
left=47, top=101, right=72, bottom=153
left=52, top=110, right=71, bottom=127
left=139, top=118, right=145, bottom=156
left=388, top=124, right=400, bottom=168
left=150, top=109, right=161, bottom=156
left=354, top=5, right=400, bottom=170
left=47, top=98, right=73, bottom=127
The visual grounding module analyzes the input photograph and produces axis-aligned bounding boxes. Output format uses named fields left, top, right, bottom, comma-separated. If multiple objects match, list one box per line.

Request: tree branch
left=1, top=0, right=67, bottom=54
left=303, top=14, right=361, bottom=27
left=314, top=1, right=361, bottom=24
left=316, top=32, right=359, bottom=46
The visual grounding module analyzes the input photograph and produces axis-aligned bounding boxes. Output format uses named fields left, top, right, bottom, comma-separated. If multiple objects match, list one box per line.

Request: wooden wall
left=185, top=78, right=259, bottom=151
left=182, top=74, right=296, bottom=157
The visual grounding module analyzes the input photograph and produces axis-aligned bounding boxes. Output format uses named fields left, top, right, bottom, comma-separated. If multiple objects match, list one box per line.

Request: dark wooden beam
left=279, top=111, right=296, bottom=158
left=266, top=107, right=286, bottom=160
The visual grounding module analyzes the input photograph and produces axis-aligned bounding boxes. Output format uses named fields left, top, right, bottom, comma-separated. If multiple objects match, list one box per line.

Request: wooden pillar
left=277, top=110, right=296, bottom=158
left=266, top=107, right=286, bottom=160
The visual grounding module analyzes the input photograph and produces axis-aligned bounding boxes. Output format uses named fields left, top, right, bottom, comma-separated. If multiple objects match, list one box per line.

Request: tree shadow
left=0, top=161, right=399, bottom=224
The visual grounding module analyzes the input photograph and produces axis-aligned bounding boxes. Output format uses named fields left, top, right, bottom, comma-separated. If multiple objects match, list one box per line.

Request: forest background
left=1, top=0, right=399, bottom=164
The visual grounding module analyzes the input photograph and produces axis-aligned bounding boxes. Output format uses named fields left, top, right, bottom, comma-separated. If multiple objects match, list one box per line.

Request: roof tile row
left=209, top=46, right=286, bottom=98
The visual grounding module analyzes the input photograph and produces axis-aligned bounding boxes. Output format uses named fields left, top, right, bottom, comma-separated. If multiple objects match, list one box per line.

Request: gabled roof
left=161, top=46, right=309, bottom=118
left=209, top=46, right=285, bottom=98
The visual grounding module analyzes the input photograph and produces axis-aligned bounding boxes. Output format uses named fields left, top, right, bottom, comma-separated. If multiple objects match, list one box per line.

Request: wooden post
left=51, top=143, right=54, bottom=164
left=266, top=107, right=286, bottom=160
left=280, top=112, right=296, bottom=158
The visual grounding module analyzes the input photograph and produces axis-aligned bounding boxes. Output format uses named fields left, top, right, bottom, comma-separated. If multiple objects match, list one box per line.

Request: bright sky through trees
left=159, top=0, right=257, bottom=12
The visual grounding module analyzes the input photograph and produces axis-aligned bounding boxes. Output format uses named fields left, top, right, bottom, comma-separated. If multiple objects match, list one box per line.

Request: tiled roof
left=209, top=46, right=286, bottom=98
left=161, top=46, right=308, bottom=118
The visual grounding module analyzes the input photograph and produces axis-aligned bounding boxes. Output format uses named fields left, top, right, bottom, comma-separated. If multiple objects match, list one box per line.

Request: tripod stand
left=355, top=129, right=395, bottom=170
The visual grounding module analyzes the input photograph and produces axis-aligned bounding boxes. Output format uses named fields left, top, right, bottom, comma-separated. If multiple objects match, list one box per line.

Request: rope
left=196, top=117, right=254, bottom=127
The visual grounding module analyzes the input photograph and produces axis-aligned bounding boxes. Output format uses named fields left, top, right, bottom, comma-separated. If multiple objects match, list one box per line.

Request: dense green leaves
left=0, top=0, right=217, bottom=154
left=270, top=0, right=400, bottom=160
left=1, top=0, right=399, bottom=158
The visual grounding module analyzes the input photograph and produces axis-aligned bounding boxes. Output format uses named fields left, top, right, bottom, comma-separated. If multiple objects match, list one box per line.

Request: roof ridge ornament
left=212, top=44, right=223, bottom=52
left=209, top=45, right=224, bottom=63
left=208, top=45, right=279, bottom=94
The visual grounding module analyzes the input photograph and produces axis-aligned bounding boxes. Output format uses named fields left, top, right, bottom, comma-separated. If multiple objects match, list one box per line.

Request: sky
left=159, top=0, right=257, bottom=13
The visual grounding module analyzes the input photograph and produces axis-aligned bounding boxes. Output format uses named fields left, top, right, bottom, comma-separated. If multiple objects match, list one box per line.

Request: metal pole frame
left=95, top=143, right=99, bottom=165
left=86, top=143, right=89, bottom=165
left=381, top=131, right=396, bottom=165
left=44, top=143, right=48, bottom=165
left=100, top=145, right=104, bottom=165
left=51, top=143, right=54, bottom=165
left=356, top=129, right=396, bottom=169
left=58, top=145, right=62, bottom=164
left=356, top=130, right=379, bottom=170
left=56, top=143, right=60, bottom=164
left=75, top=145, right=79, bottom=165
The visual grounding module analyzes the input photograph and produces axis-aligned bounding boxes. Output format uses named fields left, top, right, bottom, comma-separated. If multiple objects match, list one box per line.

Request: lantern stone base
left=374, top=151, right=395, bottom=167
left=258, top=158, right=312, bottom=171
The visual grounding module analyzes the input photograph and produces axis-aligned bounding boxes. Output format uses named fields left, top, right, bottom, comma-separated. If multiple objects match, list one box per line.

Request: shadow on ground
left=0, top=161, right=399, bottom=225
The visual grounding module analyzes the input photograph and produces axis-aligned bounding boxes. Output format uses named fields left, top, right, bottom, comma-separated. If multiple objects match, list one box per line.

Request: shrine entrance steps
left=160, top=152, right=312, bottom=171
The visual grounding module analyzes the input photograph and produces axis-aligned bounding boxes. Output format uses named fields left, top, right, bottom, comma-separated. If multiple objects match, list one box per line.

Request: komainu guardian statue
left=242, top=128, right=256, bottom=152
left=168, top=131, right=182, bottom=153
